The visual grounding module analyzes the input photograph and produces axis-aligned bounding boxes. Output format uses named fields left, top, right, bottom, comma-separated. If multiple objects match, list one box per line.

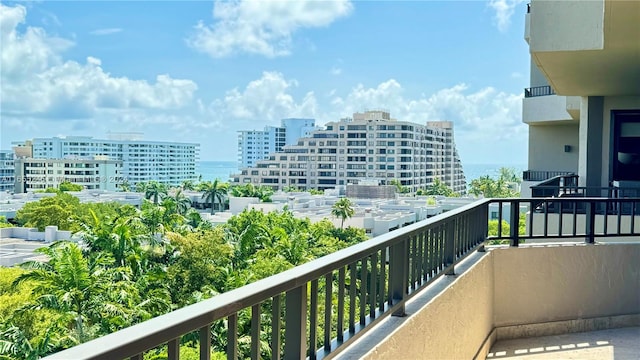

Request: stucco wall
left=493, top=244, right=640, bottom=327
left=362, top=254, right=494, bottom=360
left=523, top=95, right=574, bottom=124
left=528, top=124, right=579, bottom=172
left=360, top=244, right=640, bottom=359
left=530, top=0, right=604, bottom=52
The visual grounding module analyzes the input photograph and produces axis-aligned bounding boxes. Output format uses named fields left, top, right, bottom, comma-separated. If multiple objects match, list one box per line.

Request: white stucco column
left=577, top=96, right=604, bottom=189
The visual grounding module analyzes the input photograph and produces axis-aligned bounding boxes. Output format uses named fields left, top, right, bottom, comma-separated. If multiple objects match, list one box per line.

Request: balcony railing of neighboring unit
left=523, top=170, right=575, bottom=182
left=524, top=85, right=556, bottom=98
left=531, top=173, right=579, bottom=198
left=531, top=174, right=640, bottom=199
left=43, top=197, right=640, bottom=360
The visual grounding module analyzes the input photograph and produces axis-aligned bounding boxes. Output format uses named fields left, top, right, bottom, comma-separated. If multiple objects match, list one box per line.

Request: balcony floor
left=487, top=326, right=640, bottom=360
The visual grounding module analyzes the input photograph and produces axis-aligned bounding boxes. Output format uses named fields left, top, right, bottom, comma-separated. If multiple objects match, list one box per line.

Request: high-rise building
left=231, top=111, right=466, bottom=194
left=0, top=151, right=15, bottom=192
left=12, top=134, right=199, bottom=187
left=521, top=0, right=640, bottom=196
left=237, top=118, right=316, bottom=168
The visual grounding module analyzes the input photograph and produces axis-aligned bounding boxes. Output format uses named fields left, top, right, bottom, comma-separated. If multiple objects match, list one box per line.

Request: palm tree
left=171, top=189, right=192, bottom=215
left=144, top=181, right=168, bottom=205
left=119, top=179, right=131, bottom=192
left=0, top=325, right=59, bottom=360
left=201, top=180, right=228, bottom=215
left=13, top=242, right=131, bottom=343
left=331, top=198, right=355, bottom=229
left=181, top=180, right=196, bottom=191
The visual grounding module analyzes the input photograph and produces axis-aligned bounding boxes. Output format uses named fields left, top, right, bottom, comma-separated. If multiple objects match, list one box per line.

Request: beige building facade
left=231, top=111, right=467, bottom=194
left=522, top=0, right=640, bottom=195
left=14, top=157, right=123, bottom=193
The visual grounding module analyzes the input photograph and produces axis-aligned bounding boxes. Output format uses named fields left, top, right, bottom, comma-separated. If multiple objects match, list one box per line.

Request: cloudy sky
left=0, top=0, right=530, bottom=164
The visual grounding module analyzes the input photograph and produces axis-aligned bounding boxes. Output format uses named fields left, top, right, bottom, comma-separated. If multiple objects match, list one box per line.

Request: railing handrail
left=44, top=198, right=492, bottom=360
left=524, top=85, right=556, bottom=98
left=43, top=196, right=640, bottom=360
left=522, top=170, right=575, bottom=182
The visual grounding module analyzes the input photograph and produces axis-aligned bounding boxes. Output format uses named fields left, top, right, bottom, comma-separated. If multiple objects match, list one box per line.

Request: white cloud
left=89, top=28, right=123, bottom=35
left=327, top=79, right=524, bottom=142
left=321, top=79, right=526, bottom=163
left=330, top=67, right=342, bottom=76
left=187, top=0, right=353, bottom=58
left=487, top=0, right=525, bottom=32
left=210, top=71, right=318, bottom=125
left=0, top=3, right=197, bottom=119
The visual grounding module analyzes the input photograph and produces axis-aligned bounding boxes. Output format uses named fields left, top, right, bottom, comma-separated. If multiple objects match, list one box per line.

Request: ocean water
left=198, top=161, right=526, bottom=184
left=199, top=161, right=238, bottom=182
left=464, top=164, right=526, bottom=182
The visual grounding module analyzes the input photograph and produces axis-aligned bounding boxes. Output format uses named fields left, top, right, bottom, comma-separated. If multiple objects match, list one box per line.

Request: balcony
left=527, top=0, right=640, bottom=96
left=524, top=85, right=555, bottom=98
left=43, top=198, right=639, bottom=360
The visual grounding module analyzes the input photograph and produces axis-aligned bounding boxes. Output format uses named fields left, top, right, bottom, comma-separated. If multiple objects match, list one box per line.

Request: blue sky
left=1, top=0, right=530, bottom=165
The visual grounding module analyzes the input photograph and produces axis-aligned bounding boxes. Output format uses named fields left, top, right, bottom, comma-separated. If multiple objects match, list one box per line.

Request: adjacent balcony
left=44, top=198, right=639, bottom=360
left=522, top=87, right=579, bottom=125
left=527, top=0, right=640, bottom=96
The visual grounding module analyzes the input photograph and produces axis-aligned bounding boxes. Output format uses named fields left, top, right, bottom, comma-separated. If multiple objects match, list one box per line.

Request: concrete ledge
left=474, top=328, right=497, bottom=360
left=495, top=314, right=640, bottom=341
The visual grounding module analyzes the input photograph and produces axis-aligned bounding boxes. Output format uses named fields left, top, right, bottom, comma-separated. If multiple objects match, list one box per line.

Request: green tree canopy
left=469, top=167, right=521, bottom=198
left=331, top=198, right=355, bottom=229
left=15, top=193, right=80, bottom=231
left=421, top=178, right=455, bottom=197
left=58, top=181, right=83, bottom=192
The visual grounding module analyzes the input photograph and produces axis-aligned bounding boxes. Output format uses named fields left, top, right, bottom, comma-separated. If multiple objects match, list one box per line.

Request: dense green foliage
left=487, top=214, right=527, bottom=245
left=0, top=183, right=367, bottom=359
left=0, top=216, right=12, bottom=228
left=58, top=181, right=83, bottom=192
left=417, top=178, right=457, bottom=196
left=469, top=167, right=521, bottom=198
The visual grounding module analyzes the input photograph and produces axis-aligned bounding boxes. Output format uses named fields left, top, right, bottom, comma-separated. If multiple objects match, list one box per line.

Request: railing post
left=444, top=221, right=455, bottom=275
left=389, top=239, right=407, bottom=317
left=284, top=285, right=307, bottom=359
left=586, top=200, right=595, bottom=244
left=510, top=200, right=520, bottom=247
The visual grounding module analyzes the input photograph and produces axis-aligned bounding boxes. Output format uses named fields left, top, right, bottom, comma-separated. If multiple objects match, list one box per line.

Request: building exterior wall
left=524, top=0, right=639, bottom=187
left=493, top=244, right=640, bottom=327
left=360, top=244, right=640, bottom=359
left=529, top=0, right=604, bottom=53
left=523, top=95, right=575, bottom=124
left=14, top=158, right=122, bottom=192
left=281, top=118, right=316, bottom=146
left=237, top=119, right=316, bottom=168
left=361, top=253, right=494, bottom=360
left=232, top=111, right=467, bottom=194
left=528, top=124, right=579, bottom=173
left=0, top=151, right=15, bottom=192
left=13, top=137, right=198, bottom=187
left=237, top=127, right=282, bottom=168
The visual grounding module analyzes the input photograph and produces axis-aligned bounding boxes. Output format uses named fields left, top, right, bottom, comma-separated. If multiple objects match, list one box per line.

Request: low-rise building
left=0, top=151, right=14, bottom=192
left=14, top=157, right=123, bottom=193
